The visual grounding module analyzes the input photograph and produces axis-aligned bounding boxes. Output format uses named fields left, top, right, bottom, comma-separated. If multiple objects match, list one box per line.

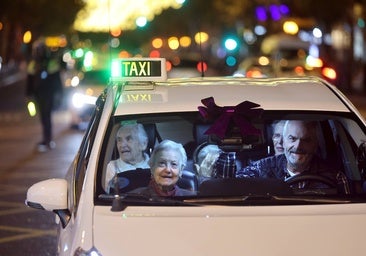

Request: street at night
left=0, top=69, right=83, bottom=255
left=2, top=1, right=366, bottom=255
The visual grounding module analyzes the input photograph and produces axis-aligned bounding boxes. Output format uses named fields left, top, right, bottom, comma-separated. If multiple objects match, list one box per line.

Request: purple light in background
left=279, top=4, right=290, bottom=15
left=255, top=6, right=267, bottom=21
left=269, top=5, right=281, bottom=21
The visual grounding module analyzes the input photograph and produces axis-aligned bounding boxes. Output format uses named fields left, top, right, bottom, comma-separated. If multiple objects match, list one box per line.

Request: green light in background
left=74, top=48, right=84, bottom=58
left=224, top=38, right=238, bottom=51
left=226, top=56, right=237, bottom=67
left=83, top=50, right=94, bottom=71
left=358, top=18, right=365, bottom=28
left=111, top=59, right=122, bottom=78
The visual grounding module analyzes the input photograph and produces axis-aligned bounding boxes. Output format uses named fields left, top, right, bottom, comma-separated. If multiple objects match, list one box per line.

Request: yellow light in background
left=0, top=22, right=3, bottom=31
left=179, top=36, right=191, bottom=47
left=283, top=21, right=299, bottom=35
left=322, top=67, right=337, bottom=80
left=27, top=101, right=36, bottom=117
left=45, top=36, right=68, bottom=48
left=194, top=32, right=209, bottom=44
left=118, top=50, right=130, bottom=58
left=152, top=38, right=163, bottom=49
left=306, top=55, right=323, bottom=68
left=74, top=0, right=184, bottom=32
left=111, top=28, right=122, bottom=37
left=59, top=37, right=67, bottom=47
left=168, top=37, right=179, bottom=50
left=258, top=56, right=269, bottom=66
left=23, top=31, right=32, bottom=44
left=86, top=88, right=94, bottom=96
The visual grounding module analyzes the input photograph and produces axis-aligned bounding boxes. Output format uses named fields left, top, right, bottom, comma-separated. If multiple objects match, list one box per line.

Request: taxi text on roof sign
left=110, top=58, right=167, bottom=82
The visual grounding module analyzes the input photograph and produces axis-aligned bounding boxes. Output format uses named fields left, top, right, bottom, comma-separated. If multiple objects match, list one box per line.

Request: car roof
left=114, top=76, right=350, bottom=116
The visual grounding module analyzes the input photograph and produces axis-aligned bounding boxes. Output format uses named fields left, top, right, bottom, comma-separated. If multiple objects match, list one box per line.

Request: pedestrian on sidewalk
left=25, top=37, right=63, bottom=152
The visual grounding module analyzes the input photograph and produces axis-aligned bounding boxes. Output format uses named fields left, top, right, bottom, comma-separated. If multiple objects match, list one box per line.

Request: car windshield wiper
left=98, top=193, right=198, bottom=211
left=184, top=194, right=353, bottom=205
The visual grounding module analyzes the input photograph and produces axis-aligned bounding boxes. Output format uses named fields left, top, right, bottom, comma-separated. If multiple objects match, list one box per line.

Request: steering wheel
left=285, top=174, right=337, bottom=188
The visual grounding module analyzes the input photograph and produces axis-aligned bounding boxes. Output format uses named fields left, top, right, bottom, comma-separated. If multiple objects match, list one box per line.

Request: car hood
left=93, top=204, right=366, bottom=256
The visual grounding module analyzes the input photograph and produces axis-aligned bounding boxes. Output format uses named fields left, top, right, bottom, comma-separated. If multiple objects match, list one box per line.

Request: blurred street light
left=23, top=31, right=32, bottom=44
left=283, top=21, right=299, bottom=35
left=73, top=0, right=185, bottom=32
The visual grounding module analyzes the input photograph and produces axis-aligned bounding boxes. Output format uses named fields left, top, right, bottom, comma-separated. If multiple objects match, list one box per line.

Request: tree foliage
left=0, top=0, right=85, bottom=36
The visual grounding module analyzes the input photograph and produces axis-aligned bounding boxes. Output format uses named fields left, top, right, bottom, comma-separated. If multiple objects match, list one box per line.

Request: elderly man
left=236, top=120, right=348, bottom=192
left=104, top=123, right=150, bottom=192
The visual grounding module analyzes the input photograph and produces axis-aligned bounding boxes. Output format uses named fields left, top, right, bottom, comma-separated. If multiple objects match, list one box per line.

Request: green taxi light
left=110, top=58, right=167, bottom=82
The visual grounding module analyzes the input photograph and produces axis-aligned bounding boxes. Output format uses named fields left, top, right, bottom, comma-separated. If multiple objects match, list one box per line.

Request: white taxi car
left=26, top=58, right=366, bottom=256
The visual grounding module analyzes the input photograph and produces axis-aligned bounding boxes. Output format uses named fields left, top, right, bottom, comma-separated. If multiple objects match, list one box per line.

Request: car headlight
left=74, top=246, right=102, bottom=256
left=72, top=93, right=97, bottom=108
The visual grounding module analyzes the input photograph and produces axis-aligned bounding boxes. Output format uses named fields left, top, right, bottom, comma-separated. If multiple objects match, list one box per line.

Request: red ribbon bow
left=198, top=97, right=263, bottom=139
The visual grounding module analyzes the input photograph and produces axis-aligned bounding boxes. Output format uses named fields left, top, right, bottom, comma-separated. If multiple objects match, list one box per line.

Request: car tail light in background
left=166, top=60, right=172, bottom=72
left=246, top=69, right=264, bottom=78
left=322, top=67, right=337, bottom=80
left=197, top=61, right=208, bottom=73
left=294, top=65, right=305, bottom=76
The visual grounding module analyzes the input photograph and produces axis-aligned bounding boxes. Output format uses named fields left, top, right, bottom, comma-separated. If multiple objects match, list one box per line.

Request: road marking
left=0, top=225, right=56, bottom=243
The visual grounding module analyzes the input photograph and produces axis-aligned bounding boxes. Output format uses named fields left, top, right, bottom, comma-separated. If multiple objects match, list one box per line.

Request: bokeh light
left=152, top=38, right=163, bottom=49
left=149, top=50, right=160, bottom=58
left=179, top=36, right=191, bottom=47
left=168, top=37, right=179, bottom=50
left=136, top=16, right=147, bottom=27
left=74, top=0, right=184, bottom=32
left=194, top=32, right=209, bottom=44
left=283, top=21, right=299, bottom=35
left=23, top=31, right=32, bottom=44
left=225, top=56, right=237, bottom=66
left=110, top=28, right=122, bottom=37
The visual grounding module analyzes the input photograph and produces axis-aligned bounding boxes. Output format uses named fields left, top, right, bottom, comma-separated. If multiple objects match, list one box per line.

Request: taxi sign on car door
left=111, top=58, right=167, bottom=82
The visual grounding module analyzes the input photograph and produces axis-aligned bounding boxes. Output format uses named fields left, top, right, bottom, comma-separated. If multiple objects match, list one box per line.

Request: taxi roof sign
left=110, top=58, right=167, bottom=82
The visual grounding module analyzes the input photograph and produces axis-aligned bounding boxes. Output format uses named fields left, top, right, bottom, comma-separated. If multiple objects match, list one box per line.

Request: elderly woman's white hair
left=148, top=139, right=187, bottom=177
left=117, top=123, right=148, bottom=146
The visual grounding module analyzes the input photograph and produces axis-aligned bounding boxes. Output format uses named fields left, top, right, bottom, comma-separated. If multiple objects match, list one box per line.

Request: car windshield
left=95, top=110, right=366, bottom=206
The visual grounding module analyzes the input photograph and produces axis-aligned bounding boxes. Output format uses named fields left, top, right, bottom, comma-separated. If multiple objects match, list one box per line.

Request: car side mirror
left=25, top=178, right=71, bottom=228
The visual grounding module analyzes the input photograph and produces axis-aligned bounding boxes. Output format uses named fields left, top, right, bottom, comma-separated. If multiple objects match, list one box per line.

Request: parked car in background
left=236, top=33, right=337, bottom=82
left=233, top=55, right=275, bottom=78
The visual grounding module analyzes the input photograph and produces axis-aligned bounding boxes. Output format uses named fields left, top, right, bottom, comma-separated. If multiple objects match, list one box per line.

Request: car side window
left=73, top=95, right=104, bottom=215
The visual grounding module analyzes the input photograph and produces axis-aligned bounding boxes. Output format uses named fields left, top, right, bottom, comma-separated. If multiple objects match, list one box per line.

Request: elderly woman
left=133, top=139, right=196, bottom=196
left=104, top=123, right=150, bottom=192
left=271, top=120, right=286, bottom=155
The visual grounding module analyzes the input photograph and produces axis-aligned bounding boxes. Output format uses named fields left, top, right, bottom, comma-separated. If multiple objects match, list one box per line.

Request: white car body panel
left=115, top=77, right=350, bottom=115
left=58, top=86, right=118, bottom=255
left=93, top=204, right=366, bottom=255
